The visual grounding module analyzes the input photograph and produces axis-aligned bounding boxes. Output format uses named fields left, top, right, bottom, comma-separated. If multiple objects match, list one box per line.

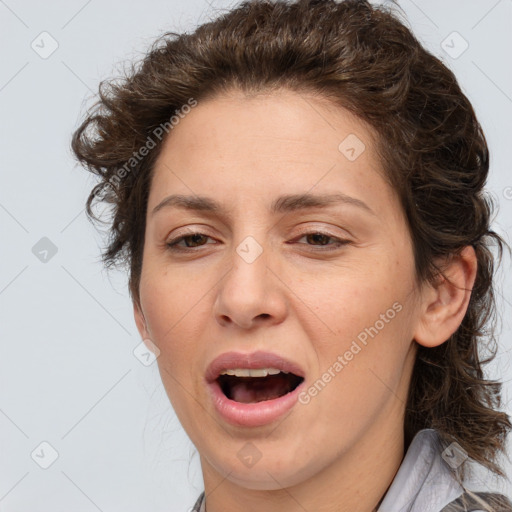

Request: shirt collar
left=378, top=428, right=466, bottom=511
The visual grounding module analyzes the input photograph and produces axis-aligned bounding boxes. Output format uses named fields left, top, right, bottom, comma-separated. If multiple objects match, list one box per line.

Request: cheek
left=139, top=271, right=210, bottom=425
left=298, top=310, right=415, bottom=443
left=138, top=269, right=210, bottom=366
left=287, top=258, right=412, bottom=342
left=288, top=259, right=417, bottom=399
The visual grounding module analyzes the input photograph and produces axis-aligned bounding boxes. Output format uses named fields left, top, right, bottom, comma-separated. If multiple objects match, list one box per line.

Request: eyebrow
left=151, top=192, right=375, bottom=217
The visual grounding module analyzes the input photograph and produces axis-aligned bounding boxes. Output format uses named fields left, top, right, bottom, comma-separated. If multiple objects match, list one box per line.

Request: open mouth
left=206, top=352, right=306, bottom=426
left=217, top=369, right=304, bottom=404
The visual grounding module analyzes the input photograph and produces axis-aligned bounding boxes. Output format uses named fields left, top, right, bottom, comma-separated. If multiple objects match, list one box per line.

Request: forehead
left=149, top=88, right=399, bottom=219
left=157, top=88, right=377, bottom=163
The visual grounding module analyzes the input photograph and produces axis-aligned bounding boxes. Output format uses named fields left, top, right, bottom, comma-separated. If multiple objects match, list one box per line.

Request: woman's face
left=135, top=89, right=426, bottom=489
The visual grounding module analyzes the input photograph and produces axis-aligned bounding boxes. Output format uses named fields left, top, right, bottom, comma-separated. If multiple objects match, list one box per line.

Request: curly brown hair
left=71, top=0, right=511, bottom=481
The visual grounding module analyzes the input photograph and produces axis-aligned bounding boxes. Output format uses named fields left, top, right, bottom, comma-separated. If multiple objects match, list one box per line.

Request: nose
left=213, top=242, right=288, bottom=330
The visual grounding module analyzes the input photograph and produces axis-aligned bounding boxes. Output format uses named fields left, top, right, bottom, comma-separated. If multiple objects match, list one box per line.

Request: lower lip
left=207, top=379, right=305, bottom=427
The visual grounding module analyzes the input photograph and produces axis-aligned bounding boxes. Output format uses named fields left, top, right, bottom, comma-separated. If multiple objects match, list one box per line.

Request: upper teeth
left=219, top=368, right=286, bottom=377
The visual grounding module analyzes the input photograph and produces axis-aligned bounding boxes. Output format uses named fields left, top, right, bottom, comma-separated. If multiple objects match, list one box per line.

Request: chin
left=204, top=447, right=321, bottom=491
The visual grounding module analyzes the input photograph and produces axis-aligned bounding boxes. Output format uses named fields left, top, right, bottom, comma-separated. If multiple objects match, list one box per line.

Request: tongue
left=230, top=375, right=292, bottom=403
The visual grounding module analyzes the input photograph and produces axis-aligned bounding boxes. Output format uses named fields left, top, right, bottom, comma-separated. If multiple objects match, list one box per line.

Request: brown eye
left=305, top=233, right=331, bottom=246
left=294, top=231, right=350, bottom=251
left=166, top=233, right=215, bottom=250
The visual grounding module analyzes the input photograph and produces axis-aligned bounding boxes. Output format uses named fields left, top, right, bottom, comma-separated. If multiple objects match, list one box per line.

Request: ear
left=133, top=300, right=150, bottom=341
left=133, top=301, right=161, bottom=359
left=413, top=246, right=478, bottom=348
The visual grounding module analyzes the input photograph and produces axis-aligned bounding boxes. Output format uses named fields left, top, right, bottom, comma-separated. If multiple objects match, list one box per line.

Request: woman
left=71, top=0, right=511, bottom=510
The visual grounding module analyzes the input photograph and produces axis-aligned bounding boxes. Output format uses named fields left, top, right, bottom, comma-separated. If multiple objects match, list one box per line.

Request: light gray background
left=1, top=0, right=511, bottom=510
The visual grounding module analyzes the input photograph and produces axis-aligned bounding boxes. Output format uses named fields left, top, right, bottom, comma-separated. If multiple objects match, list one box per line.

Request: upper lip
left=205, top=351, right=306, bottom=383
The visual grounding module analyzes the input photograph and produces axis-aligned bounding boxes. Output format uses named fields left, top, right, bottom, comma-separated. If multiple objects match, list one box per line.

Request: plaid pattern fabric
left=191, top=491, right=205, bottom=512
left=440, top=492, right=512, bottom=512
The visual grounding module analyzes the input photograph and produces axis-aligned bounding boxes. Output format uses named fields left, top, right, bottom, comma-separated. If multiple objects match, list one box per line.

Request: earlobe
left=414, top=246, right=478, bottom=348
left=133, top=301, right=160, bottom=358
left=133, top=301, right=150, bottom=340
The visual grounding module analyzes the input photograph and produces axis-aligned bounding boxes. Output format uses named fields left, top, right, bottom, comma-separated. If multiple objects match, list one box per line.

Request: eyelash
left=165, top=231, right=350, bottom=253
